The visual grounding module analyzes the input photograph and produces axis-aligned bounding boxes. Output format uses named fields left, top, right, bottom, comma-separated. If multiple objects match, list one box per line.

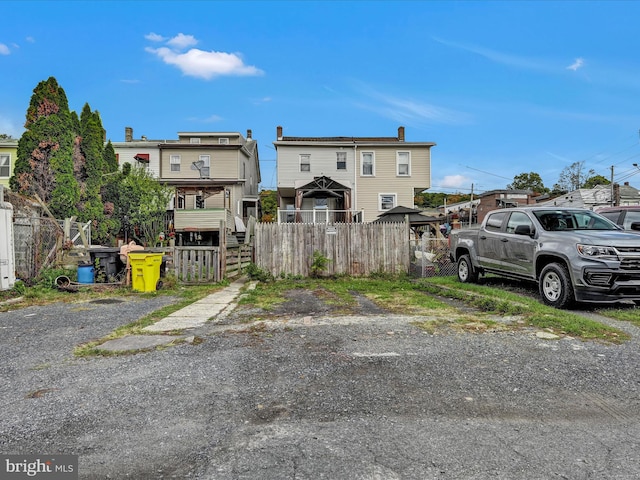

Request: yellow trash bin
left=128, top=252, right=163, bottom=292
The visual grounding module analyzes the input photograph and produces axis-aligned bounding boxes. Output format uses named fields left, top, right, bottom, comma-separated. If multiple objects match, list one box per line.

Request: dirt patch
left=226, top=287, right=394, bottom=323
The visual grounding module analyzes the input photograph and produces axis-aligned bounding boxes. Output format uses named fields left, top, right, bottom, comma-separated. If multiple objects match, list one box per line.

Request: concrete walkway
left=98, top=278, right=255, bottom=353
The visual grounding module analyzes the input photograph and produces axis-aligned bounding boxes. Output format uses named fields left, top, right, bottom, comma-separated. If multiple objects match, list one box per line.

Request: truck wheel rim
left=459, top=262, right=468, bottom=280
left=543, top=272, right=561, bottom=301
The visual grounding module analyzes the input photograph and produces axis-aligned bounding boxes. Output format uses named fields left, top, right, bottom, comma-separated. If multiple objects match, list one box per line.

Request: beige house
left=274, top=126, right=435, bottom=223
left=113, top=128, right=260, bottom=246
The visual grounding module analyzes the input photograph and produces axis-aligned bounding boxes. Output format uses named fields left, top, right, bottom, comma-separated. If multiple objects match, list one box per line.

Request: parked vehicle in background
left=596, top=206, right=640, bottom=232
left=448, top=207, right=640, bottom=309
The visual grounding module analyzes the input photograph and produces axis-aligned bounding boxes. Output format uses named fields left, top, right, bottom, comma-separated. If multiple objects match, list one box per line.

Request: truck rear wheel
left=457, top=254, right=478, bottom=283
left=539, top=263, right=574, bottom=309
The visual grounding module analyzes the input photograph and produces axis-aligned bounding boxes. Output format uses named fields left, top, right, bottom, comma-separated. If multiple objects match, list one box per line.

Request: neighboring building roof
left=274, top=125, right=436, bottom=147
left=479, top=189, right=532, bottom=197
left=374, top=206, right=440, bottom=225
left=536, top=186, right=611, bottom=208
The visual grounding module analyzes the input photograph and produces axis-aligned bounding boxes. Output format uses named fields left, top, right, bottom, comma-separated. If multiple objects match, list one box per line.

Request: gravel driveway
left=2, top=290, right=640, bottom=479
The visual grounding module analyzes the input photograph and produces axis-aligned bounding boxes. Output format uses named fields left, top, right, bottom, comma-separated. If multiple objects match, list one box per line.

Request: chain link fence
left=409, top=234, right=457, bottom=278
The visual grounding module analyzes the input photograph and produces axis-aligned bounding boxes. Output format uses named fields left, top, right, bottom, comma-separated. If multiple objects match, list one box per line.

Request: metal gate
left=410, top=234, right=457, bottom=278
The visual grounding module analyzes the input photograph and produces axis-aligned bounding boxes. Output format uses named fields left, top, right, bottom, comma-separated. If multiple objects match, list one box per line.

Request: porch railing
left=276, top=209, right=363, bottom=224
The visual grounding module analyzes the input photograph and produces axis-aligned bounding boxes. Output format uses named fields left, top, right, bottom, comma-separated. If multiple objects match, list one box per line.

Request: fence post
left=220, top=219, right=226, bottom=278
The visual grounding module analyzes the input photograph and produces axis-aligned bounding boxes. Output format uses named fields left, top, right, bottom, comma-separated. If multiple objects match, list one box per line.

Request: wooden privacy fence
left=224, top=244, right=253, bottom=278
left=170, top=244, right=253, bottom=283
left=255, top=222, right=410, bottom=277
left=172, top=246, right=221, bottom=284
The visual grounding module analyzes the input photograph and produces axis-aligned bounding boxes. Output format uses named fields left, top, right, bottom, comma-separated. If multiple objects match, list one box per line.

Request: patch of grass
left=417, top=277, right=629, bottom=343
left=73, top=282, right=229, bottom=357
left=595, top=306, right=640, bottom=326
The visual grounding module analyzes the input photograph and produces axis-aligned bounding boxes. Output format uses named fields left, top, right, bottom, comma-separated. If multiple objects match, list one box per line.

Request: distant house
left=112, top=128, right=260, bottom=246
left=0, top=139, right=18, bottom=189
left=274, top=126, right=435, bottom=223
left=536, top=185, right=612, bottom=210
left=616, top=182, right=640, bottom=206
left=475, top=189, right=537, bottom=224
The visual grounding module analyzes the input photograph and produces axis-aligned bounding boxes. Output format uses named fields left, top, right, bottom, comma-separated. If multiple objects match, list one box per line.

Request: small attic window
left=190, top=137, right=201, bottom=144
left=219, top=138, right=229, bottom=145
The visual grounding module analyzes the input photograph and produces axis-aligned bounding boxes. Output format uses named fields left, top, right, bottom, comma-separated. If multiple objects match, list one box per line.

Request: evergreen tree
left=78, top=103, right=110, bottom=243
left=103, top=140, right=118, bottom=174
left=10, top=77, right=79, bottom=218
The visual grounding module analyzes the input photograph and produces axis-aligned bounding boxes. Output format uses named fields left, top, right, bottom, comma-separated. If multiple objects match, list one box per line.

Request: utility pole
left=469, top=183, right=474, bottom=225
left=610, top=165, right=615, bottom=206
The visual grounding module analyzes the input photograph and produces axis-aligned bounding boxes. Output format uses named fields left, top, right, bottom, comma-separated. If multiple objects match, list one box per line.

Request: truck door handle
left=501, top=238, right=509, bottom=242
left=480, top=235, right=487, bottom=240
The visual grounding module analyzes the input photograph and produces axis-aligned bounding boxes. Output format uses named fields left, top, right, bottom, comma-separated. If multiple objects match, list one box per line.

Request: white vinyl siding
left=361, top=152, right=375, bottom=176
left=170, top=155, right=181, bottom=172
left=300, top=154, right=311, bottom=172
left=0, top=154, right=10, bottom=177
left=397, top=151, right=410, bottom=176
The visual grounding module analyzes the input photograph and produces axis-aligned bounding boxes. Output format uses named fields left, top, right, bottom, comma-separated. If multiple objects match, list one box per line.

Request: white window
left=170, top=155, right=181, bottom=172
left=190, top=137, right=201, bottom=144
left=199, top=155, right=210, bottom=177
left=397, top=151, right=410, bottom=176
left=176, top=194, right=185, bottom=210
left=361, top=152, right=375, bottom=176
left=195, top=194, right=205, bottom=209
left=219, top=138, right=229, bottom=145
left=336, top=151, right=347, bottom=170
left=0, top=154, right=10, bottom=177
left=300, top=154, right=311, bottom=172
left=379, top=193, right=397, bottom=211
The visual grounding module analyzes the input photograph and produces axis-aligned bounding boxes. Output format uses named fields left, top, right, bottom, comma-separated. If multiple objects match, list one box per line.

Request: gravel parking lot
left=2, top=290, right=640, bottom=479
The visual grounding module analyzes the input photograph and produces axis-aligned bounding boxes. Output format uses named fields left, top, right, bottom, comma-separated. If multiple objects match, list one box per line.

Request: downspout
left=353, top=142, right=358, bottom=218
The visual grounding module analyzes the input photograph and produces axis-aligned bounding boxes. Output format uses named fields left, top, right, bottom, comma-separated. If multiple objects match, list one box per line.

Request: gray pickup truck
left=448, top=206, right=640, bottom=308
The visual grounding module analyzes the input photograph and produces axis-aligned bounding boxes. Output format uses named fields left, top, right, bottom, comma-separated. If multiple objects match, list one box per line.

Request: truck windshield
left=533, top=210, right=619, bottom=231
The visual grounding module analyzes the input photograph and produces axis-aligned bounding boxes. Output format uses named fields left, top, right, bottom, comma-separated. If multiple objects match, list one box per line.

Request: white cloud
left=202, top=114, right=223, bottom=123
left=566, top=57, right=585, bottom=71
left=120, top=79, right=141, bottom=84
left=432, top=36, right=551, bottom=71
left=145, top=32, right=165, bottom=42
left=440, top=175, right=471, bottom=189
left=0, top=44, right=10, bottom=55
left=25, top=36, right=35, bottom=43
left=167, top=33, right=198, bottom=50
left=351, top=82, right=471, bottom=126
left=145, top=33, right=263, bottom=80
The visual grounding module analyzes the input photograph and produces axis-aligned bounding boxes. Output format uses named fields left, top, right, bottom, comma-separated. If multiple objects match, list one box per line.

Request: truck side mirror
left=514, top=224, right=532, bottom=236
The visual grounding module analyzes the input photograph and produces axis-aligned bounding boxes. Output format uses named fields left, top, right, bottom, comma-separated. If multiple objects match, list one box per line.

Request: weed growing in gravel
left=418, top=276, right=629, bottom=343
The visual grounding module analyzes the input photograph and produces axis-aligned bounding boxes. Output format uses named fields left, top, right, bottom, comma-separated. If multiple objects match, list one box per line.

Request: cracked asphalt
left=1, top=289, right=640, bottom=479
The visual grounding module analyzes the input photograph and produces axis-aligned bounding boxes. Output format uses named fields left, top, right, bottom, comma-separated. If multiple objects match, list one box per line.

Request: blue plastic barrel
left=77, top=264, right=94, bottom=284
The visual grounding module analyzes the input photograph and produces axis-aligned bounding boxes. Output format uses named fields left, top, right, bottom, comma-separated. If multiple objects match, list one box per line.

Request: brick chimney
left=125, top=127, right=133, bottom=142
left=398, top=126, right=405, bottom=142
left=246, top=129, right=252, bottom=139
left=277, top=125, right=283, bottom=140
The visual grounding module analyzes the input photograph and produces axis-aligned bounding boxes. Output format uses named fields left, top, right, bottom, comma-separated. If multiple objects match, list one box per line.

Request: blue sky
left=3, top=1, right=640, bottom=194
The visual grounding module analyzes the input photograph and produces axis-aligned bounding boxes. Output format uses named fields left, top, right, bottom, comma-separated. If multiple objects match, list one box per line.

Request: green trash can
left=128, top=252, right=163, bottom=292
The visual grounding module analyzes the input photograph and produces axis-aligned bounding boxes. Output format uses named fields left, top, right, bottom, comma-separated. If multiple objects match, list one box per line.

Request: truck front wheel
left=457, top=254, right=478, bottom=283
left=539, top=263, right=574, bottom=309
